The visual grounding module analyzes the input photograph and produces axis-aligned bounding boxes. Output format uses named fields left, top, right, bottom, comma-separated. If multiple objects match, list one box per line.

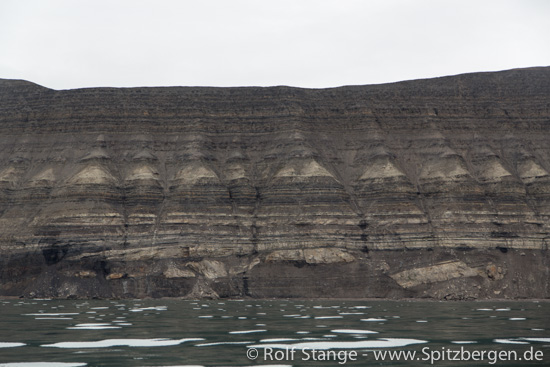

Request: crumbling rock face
left=1, top=67, right=550, bottom=299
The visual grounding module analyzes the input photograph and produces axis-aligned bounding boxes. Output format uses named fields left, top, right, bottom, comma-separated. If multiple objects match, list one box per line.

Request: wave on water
left=24, top=313, right=79, bottom=317
left=331, top=329, right=378, bottom=334
left=41, top=338, right=204, bottom=349
left=259, top=338, right=300, bottom=343
left=0, top=363, right=87, bottom=367
left=493, top=339, right=530, bottom=345
left=195, top=341, right=253, bottom=347
left=0, top=342, right=25, bottom=348
left=67, top=323, right=121, bottom=330
left=314, top=316, right=343, bottom=319
left=249, top=338, right=428, bottom=350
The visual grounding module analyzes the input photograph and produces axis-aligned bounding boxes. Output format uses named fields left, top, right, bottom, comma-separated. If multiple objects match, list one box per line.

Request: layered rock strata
left=1, top=67, right=549, bottom=299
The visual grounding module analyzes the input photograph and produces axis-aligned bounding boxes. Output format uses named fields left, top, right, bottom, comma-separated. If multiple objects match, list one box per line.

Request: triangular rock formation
left=67, top=164, right=117, bottom=185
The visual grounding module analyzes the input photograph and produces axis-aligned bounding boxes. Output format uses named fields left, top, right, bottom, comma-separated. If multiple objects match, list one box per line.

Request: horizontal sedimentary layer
left=1, top=67, right=550, bottom=298
left=1, top=247, right=548, bottom=300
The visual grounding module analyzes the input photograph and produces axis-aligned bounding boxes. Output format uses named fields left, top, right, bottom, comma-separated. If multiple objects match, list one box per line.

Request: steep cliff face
left=1, top=67, right=549, bottom=299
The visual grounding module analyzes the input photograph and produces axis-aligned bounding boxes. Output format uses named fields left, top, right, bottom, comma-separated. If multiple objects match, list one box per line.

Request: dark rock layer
left=1, top=67, right=550, bottom=299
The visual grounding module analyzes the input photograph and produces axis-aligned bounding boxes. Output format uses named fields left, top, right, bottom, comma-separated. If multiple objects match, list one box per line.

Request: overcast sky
left=1, top=0, right=549, bottom=90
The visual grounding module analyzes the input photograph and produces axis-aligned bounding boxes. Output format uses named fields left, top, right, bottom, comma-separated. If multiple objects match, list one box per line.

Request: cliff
left=1, top=67, right=549, bottom=299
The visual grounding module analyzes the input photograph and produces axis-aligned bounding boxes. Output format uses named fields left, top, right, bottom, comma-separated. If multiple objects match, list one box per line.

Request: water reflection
left=0, top=299, right=548, bottom=366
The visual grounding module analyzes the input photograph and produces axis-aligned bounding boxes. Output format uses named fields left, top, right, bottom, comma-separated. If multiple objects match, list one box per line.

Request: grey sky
left=1, top=0, right=549, bottom=90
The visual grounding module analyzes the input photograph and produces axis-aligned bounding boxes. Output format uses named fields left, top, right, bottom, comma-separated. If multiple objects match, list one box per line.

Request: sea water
left=0, top=299, right=548, bottom=366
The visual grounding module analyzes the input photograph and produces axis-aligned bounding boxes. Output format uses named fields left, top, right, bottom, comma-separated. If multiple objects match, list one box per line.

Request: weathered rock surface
left=1, top=67, right=550, bottom=299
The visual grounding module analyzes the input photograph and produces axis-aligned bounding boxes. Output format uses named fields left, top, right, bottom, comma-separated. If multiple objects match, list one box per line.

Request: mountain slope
left=1, top=67, right=549, bottom=299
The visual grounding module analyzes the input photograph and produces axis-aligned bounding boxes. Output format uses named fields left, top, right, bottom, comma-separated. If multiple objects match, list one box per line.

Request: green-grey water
left=0, top=299, right=548, bottom=366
